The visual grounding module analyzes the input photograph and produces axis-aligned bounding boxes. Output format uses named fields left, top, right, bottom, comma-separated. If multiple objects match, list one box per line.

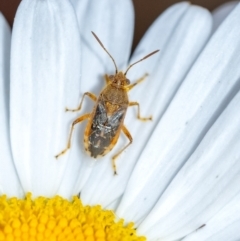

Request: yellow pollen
left=0, top=193, right=146, bottom=241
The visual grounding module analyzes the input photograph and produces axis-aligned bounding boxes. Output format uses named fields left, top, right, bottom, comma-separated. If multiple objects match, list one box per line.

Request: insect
left=55, top=31, right=159, bottom=175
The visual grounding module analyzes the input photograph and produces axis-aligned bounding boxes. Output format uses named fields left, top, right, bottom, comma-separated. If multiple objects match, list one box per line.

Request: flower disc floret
left=0, top=193, right=146, bottom=241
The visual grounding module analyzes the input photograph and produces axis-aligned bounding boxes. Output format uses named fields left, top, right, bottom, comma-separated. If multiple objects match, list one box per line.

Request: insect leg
left=125, top=73, right=148, bottom=91
left=104, top=74, right=111, bottom=85
left=129, top=101, right=152, bottom=121
left=112, top=125, right=133, bottom=175
left=55, top=113, right=91, bottom=159
left=66, top=92, right=97, bottom=112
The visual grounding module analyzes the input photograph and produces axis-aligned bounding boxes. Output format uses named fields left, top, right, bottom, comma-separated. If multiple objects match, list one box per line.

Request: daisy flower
left=0, top=0, right=240, bottom=240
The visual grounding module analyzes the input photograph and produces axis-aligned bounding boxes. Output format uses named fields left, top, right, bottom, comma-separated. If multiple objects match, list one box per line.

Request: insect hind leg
left=55, top=113, right=90, bottom=159
left=112, top=125, right=133, bottom=175
left=66, top=92, right=97, bottom=112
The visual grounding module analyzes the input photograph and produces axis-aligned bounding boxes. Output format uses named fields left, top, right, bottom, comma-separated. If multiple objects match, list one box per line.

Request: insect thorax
left=101, top=85, right=128, bottom=106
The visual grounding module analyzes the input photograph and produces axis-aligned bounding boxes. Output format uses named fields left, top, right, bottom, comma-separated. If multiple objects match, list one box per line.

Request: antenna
left=124, top=50, right=159, bottom=76
left=91, top=31, right=118, bottom=74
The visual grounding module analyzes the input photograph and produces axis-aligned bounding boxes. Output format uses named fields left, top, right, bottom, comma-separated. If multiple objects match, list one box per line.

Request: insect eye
left=126, top=79, right=130, bottom=85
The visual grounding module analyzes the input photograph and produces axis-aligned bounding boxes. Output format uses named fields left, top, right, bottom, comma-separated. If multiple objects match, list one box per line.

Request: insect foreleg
left=125, top=73, right=148, bottom=91
left=112, top=125, right=133, bottom=175
left=104, top=74, right=111, bottom=85
left=129, top=101, right=152, bottom=121
left=55, top=113, right=90, bottom=159
left=66, top=92, right=97, bottom=112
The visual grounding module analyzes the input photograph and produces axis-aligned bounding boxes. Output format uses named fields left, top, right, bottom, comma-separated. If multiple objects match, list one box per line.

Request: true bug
left=55, top=31, right=159, bottom=174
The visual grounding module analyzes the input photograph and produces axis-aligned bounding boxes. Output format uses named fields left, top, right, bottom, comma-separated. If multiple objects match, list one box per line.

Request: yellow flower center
left=0, top=193, right=146, bottom=241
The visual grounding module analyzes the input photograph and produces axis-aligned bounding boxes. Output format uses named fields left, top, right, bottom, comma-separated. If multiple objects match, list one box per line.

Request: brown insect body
left=84, top=72, right=129, bottom=158
left=55, top=31, right=159, bottom=174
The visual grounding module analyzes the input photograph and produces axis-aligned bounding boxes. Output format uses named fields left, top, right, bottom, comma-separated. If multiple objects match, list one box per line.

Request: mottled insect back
left=55, top=32, right=159, bottom=174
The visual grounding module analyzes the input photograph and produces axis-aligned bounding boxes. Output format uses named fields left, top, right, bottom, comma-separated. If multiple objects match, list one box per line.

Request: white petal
left=55, top=0, right=134, bottom=198
left=139, top=87, right=240, bottom=240
left=128, top=2, right=190, bottom=79
left=75, top=0, right=134, bottom=110
left=69, top=0, right=78, bottom=7
left=212, top=1, right=238, bottom=32
left=183, top=194, right=240, bottom=241
left=58, top=0, right=134, bottom=197
left=10, top=0, right=81, bottom=197
left=80, top=3, right=212, bottom=207
left=76, top=0, right=134, bottom=88
left=0, top=12, right=23, bottom=197
left=117, top=2, right=240, bottom=225
left=106, top=196, right=122, bottom=211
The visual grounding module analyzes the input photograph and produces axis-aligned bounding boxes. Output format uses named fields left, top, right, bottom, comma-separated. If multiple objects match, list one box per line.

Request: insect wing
left=87, top=100, right=125, bottom=158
